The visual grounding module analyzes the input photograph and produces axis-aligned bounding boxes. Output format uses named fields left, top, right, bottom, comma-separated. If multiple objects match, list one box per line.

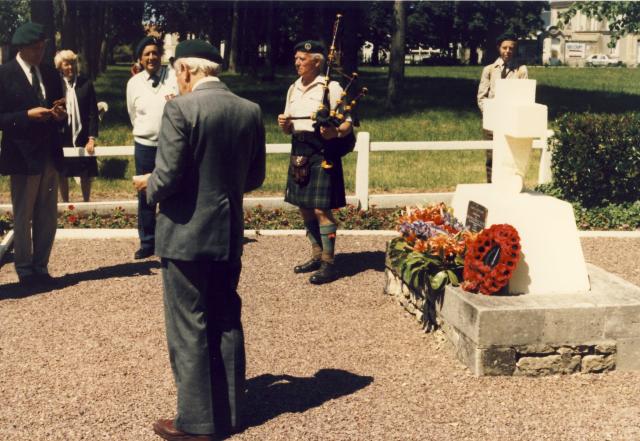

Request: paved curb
left=0, top=230, right=14, bottom=264
left=50, top=228, right=640, bottom=240
left=53, top=229, right=400, bottom=239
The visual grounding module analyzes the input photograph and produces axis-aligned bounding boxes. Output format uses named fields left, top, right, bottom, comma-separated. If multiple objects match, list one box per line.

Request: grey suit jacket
left=146, top=80, right=266, bottom=261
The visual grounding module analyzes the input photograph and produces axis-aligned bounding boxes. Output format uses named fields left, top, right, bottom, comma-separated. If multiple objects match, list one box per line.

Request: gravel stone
left=0, top=236, right=639, bottom=440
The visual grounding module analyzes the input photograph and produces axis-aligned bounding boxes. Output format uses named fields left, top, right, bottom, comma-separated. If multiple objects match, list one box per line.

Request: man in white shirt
left=126, top=36, right=177, bottom=260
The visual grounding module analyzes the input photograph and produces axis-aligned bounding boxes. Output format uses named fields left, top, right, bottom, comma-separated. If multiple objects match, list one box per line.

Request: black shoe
left=294, top=258, right=321, bottom=274
left=309, top=261, right=338, bottom=285
left=134, top=248, right=154, bottom=260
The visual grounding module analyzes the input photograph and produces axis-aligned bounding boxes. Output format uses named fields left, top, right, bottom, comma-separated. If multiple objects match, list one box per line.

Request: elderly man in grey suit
left=133, top=39, right=266, bottom=441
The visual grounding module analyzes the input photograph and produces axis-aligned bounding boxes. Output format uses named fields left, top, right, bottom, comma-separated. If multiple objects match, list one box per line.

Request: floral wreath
left=461, top=224, right=521, bottom=295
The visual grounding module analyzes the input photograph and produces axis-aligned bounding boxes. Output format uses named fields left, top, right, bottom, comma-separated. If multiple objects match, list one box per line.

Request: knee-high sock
left=319, top=223, right=337, bottom=263
left=304, top=219, right=322, bottom=259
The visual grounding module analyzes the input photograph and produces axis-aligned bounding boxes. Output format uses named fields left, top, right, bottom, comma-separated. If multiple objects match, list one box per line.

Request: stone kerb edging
left=384, top=246, right=640, bottom=377
left=0, top=230, right=14, bottom=265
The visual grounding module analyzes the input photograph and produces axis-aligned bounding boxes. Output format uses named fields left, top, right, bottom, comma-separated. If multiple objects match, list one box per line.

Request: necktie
left=31, top=66, right=46, bottom=106
left=149, top=73, right=160, bottom=88
left=501, top=64, right=510, bottom=79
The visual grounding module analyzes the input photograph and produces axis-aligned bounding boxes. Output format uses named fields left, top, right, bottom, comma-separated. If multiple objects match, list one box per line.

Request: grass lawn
left=1, top=65, right=637, bottom=203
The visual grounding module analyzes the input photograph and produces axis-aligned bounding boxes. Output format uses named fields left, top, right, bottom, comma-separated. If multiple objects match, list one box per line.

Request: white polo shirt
left=284, top=75, right=344, bottom=132
left=126, top=66, right=178, bottom=147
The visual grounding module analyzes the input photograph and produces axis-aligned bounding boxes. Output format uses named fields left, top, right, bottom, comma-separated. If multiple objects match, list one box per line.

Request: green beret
left=174, top=39, right=222, bottom=64
left=11, top=22, right=45, bottom=47
left=135, top=36, right=163, bottom=60
left=294, top=40, right=326, bottom=55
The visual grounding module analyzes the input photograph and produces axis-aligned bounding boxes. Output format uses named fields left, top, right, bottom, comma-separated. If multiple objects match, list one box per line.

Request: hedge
left=551, top=112, right=640, bottom=208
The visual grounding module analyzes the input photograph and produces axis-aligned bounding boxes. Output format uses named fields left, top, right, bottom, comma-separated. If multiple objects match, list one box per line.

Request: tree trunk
left=59, top=0, right=78, bottom=52
left=469, top=43, right=479, bottom=65
left=340, top=6, right=361, bottom=76
left=371, top=42, right=379, bottom=66
left=386, top=0, right=405, bottom=110
left=263, top=1, right=275, bottom=81
left=228, top=1, right=239, bottom=73
left=30, top=0, right=56, bottom=66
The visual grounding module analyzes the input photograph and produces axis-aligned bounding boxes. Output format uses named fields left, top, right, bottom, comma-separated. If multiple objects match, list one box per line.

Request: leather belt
left=292, top=131, right=316, bottom=142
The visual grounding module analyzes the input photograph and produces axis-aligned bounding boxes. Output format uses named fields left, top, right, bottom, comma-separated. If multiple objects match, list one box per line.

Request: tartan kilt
left=284, top=134, right=346, bottom=210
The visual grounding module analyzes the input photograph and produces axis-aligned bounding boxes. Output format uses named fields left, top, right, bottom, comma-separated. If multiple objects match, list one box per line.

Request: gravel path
left=1, top=236, right=640, bottom=441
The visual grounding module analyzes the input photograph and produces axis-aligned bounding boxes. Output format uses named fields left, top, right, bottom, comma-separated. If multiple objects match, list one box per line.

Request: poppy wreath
left=461, top=224, right=521, bottom=295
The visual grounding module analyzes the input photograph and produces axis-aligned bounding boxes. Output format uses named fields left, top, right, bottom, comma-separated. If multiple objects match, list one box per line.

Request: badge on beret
left=304, top=43, right=312, bottom=50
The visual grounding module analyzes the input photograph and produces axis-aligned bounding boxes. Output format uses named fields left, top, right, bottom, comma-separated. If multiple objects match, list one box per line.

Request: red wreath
left=461, top=224, right=521, bottom=295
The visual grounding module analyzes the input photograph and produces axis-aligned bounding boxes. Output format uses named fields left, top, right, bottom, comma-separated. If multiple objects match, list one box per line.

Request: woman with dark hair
left=55, top=49, right=98, bottom=202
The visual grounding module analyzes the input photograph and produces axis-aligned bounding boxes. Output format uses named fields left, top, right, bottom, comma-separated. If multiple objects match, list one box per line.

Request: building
left=543, top=1, right=640, bottom=67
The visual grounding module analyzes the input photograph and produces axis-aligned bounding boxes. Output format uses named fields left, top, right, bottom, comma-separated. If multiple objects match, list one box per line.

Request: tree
left=455, top=2, right=546, bottom=63
left=386, top=0, right=405, bottom=110
left=31, top=0, right=56, bottom=66
left=0, top=0, right=29, bottom=45
left=362, top=2, right=393, bottom=66
left=559, top=1, right=640, bottom=47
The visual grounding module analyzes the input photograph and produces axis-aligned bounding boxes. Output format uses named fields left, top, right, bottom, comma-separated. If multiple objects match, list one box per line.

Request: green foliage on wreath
left=387, top=237, right=464, bottom=295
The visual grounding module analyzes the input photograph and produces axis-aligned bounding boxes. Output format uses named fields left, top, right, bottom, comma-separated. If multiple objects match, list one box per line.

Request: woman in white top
left=126, top=36, right=177, bottom=260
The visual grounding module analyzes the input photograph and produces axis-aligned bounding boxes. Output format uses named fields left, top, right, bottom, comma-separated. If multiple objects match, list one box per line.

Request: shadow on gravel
left=0, top=260, right=161, bottom=300
left=336, top=250, right=386, bottom=277
left=243, top=368, right=373, bottom=430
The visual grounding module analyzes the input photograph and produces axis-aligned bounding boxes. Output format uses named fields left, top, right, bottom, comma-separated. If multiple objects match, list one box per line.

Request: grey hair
left=312, top=53, right=325, bottom=69
left=174, top=57, right=221, bottom=77
left=54, top=49, right=77, bottom=70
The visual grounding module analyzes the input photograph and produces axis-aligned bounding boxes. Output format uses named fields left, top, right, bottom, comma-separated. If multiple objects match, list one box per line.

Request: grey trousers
left=10, top=160, right=59, bottom=277
left=161, top=258, right=246, bottom=436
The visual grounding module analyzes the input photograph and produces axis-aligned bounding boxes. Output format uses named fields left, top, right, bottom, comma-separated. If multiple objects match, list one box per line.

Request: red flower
left=462, top=224, right=521, bottom=295
left=67, top=215, right=78, bottom=224
left=68, top=204, right=75, bottom=211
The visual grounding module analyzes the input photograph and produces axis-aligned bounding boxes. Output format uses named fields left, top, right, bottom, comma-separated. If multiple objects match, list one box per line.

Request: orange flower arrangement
left=461, top=224, right=521, bottom=295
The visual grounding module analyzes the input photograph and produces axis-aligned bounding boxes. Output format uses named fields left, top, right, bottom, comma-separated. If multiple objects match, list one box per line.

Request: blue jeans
left=135, top=143, right=157, bottom=252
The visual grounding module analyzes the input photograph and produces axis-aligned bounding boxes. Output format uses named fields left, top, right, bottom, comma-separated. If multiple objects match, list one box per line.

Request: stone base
left=384, top=263, right=640, bottom=376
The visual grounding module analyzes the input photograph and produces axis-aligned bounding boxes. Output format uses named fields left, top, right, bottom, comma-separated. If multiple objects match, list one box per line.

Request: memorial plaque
left=465, top=201, right=488, bottom=232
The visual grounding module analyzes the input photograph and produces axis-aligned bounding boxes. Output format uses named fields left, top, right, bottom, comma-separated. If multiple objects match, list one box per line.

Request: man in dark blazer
left=0, top=22, right=66, bottom=283
left=133, top=39, right=265, bottom=441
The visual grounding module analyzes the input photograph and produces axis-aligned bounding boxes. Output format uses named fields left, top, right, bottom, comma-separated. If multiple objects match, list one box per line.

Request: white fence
left=60, top=131, right=553, bottom=210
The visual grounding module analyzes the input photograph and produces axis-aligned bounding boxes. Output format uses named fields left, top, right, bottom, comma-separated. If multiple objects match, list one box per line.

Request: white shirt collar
left=16, top=52, right=35, bottom=77
left=295, top=74, right=325, bottom=91
left=192, top=76, right=220, bottom=91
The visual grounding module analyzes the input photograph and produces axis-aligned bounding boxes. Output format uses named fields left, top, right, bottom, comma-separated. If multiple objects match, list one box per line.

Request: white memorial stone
left=452, top=79, right=590, bottom=295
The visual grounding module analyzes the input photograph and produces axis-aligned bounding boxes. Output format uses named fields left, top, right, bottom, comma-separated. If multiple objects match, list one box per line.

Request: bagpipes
left=289, top=13, right=368, bottom=169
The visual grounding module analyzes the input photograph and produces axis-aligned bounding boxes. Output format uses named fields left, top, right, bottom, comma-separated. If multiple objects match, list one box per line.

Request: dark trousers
left=161, top=258, right=246, bottom=436
left=134, top=143, right=157, bottom=251
left=483, top=129, right=493, bottom=183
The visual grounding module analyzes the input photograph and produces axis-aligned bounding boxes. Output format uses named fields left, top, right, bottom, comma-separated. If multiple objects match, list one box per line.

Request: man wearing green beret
left=277, top=40, right=353, bottom=284
left=133, top=39, right=265, bottom=441
left=0, top=22, right=66, bottom=285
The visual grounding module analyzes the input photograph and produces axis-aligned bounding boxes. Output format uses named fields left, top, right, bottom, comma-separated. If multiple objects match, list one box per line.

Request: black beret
left=294, top=40, right=326, bottom=55
left=496, top=33, right=518, bottom=46
left=174, top=39, right=223, bottom=64
left=135, top=36, right=163, bottom=60
left=11, top=22, right=45, bottom=47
